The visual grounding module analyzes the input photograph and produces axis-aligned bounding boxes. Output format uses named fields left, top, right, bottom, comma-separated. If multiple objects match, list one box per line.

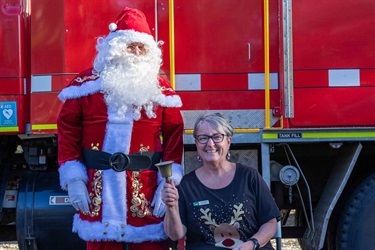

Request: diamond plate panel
left=181, top=110, right=279, bottom=129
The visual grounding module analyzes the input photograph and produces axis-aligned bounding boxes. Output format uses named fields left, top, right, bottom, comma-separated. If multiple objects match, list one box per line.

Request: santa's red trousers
left=86, top=240, right=170, bottom=250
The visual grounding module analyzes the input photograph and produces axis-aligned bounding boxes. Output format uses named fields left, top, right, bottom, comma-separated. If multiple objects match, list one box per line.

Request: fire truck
left=1, top=0, right=374, bottom=249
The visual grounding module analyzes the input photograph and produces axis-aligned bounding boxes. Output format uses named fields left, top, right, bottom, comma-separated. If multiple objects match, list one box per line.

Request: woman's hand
left=162, top=180, right=179, bottom=207
left=232, top=240, right=254, bottom=250
left=162, top=180, right=186, bottom=241
left=233, top=218, right=277, bottom=250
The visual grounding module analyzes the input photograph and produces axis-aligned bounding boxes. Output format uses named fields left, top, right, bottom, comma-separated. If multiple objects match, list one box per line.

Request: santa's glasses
left=126, top=43, right=148, bottom=55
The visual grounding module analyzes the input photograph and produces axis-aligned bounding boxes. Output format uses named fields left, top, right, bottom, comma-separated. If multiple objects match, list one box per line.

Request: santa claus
left=57, top=7, right=184, bottom=250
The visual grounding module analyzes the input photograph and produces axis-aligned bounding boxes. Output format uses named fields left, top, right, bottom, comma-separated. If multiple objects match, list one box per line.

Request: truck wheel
left=336, top=173, right=375, bottom=249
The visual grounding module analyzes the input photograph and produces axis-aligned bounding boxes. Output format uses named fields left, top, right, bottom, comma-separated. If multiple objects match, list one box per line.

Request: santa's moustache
left=100, top=52, right=164, bottom=120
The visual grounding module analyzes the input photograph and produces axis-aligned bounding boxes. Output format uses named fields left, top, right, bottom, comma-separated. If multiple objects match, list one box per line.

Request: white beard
left=100, top=52, right=164, bottom=120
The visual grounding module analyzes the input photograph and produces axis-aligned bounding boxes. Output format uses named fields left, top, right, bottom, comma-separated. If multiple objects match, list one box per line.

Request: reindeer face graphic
left=200, top=204, right=245, bottom=249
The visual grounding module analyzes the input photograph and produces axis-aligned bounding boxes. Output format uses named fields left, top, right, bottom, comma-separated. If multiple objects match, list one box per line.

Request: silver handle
left=247, top=42, right=251, bottom=61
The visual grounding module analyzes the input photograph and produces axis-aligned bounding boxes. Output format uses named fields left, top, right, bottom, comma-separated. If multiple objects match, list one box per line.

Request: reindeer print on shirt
left=200, top=203, right=245, bottom=249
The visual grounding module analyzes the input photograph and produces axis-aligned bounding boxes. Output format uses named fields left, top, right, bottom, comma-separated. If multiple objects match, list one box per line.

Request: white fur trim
left=101, top=169, right=127, bottom=225
left=157, top=163, right=183, bottom=185
left=58, top=79, right=101, bottom=102
left=59, top=160, right=88, bottom=190
left=101, top=108, right=133, bottom=232
left=58, top=77, right=181, bottom=108
left=72, top=214, right=167, bottom=242
left=109, top=23, right=117, bottom=32
left=156, top=94, right=182, bottom=108
left=69, top=102, right=136, bottom=241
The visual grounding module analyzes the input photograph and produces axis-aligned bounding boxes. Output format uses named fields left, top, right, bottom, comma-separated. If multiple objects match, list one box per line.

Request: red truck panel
left=288, top=0, right=375, bottom=127
left=2, top=0, right=375, bottom=134
left=291, top=88, right=375, bottom=127
left=180, top=90, right=280, bottom=111
left=293, top=0, right=375, bottom=70
left=171, top=0, right=279, bottom=74
left=159, top=0, right=281, bottom=114
left=0, top=0, right=27, bottom=77
left=0, top=0, right=29, bottom=133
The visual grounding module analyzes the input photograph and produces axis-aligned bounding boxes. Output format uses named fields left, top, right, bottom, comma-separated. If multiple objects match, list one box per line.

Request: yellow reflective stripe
left=0, top=126, right=19, bottom=132
left=185, top=128, right=261, bottom=134
left=263, top=131, right=375, bottom=139
left=32, top=124, right=57, bottom=130
left=303, top=131, right=375, bottom=138
left=235, top=128, right=261, bottom=133
left=185, top=129, right=194, bottom=134
left=262, top=133, right=278, bottom=139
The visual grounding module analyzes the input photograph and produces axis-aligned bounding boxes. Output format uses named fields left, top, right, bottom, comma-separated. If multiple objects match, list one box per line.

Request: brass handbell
left=155, top=161, right=173, bottom=183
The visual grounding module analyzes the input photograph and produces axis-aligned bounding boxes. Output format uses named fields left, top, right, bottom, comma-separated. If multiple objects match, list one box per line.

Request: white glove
left=151, top=180, right=166, bottom=217
left=67, top=179, right=90, bottom=213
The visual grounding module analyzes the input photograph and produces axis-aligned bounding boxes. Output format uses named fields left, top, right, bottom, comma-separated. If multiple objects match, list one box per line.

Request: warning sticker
left=49, top=196, right=71, bottom=205
left=0, top=102, right=17, bottom=126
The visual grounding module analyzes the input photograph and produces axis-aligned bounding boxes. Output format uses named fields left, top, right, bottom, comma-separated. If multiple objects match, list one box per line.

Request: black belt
left=82, top=148, right=162, bottom=172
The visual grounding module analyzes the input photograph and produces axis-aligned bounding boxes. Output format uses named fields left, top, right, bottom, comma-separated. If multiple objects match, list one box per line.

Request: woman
left=162, top=113, right=280, bottom=250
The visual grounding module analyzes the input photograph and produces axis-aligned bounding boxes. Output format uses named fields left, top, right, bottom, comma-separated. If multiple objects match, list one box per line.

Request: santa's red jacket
left=57, top=68, right=184, bottom=243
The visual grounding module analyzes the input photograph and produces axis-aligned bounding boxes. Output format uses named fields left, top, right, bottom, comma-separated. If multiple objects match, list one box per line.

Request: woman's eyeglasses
left=195, top=134, right=225, bottom=144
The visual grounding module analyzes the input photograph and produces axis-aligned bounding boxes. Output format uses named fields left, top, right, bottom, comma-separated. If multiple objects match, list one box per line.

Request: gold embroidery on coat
left=75, top=74, right=99, bottom=83
left=83, top=145, right=102, bottom=217
left=160, top=86, right=175, bottom=93
left=91, top=143, right=100, bottom=150
left=87, top=170, right=103, bottom=217
left=139, top=144, right=150, bottom=153
left=130, top=171, right=152, bottom=218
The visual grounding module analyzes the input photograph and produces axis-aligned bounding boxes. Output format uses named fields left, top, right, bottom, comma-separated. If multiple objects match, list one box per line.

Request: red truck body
left=2, top=0, right=375, bottom=134
left=1, top=1, right=375, bottom=249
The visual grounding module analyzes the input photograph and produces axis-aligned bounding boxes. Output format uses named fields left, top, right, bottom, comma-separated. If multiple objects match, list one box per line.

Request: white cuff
left=59, top=160, right=88, bottom=190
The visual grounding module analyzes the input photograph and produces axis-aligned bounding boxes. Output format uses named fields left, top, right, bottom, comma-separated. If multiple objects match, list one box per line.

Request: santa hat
left=107, top=7, right=156, bottom=47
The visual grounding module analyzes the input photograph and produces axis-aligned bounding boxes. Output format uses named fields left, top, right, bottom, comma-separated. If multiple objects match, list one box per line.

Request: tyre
left=336, top=172, right=375, bottom=250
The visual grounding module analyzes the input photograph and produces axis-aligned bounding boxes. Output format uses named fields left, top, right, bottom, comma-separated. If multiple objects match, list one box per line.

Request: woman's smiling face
left=195, top=122, right=232, bottom=165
